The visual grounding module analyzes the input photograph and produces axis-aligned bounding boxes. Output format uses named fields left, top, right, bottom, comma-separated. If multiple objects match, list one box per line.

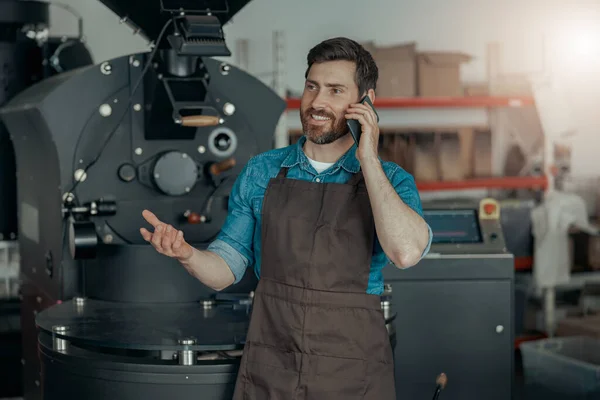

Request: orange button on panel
left=483, top=203, right=496, bottom=215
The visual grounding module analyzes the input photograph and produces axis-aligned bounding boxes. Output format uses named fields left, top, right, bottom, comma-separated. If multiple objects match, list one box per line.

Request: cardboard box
left=417, top=51, right=471, bottom=96
left=363, top=42, right=417, bottom=97
left=464, top=82, right=489, bottom=97
left=489, top=74, right=533, bottom=96
left=556, top=314, right=600, bottom=339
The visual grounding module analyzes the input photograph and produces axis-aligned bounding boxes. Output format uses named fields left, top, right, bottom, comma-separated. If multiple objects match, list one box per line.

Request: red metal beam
left=416, top=175, right=548, bottom=191
left=286, top=96, right=535, bottom=110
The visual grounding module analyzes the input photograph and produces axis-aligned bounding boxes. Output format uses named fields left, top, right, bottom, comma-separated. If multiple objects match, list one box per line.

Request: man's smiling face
left=300, top=60, right=360, bottom=145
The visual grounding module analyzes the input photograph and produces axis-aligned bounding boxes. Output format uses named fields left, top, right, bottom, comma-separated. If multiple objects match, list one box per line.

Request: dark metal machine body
left=0, top=1, right=93, bottom=397
left=0, top=1, right=290, bottom=399
left=383, top=198, right=515, bottom=400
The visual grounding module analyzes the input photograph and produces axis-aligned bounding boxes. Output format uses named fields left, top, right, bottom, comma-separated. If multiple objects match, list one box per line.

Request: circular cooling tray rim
left=36, top=298, right=251, bottom=351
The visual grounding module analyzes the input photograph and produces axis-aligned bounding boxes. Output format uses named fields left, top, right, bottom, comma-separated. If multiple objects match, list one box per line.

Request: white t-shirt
left=307, top=156, right=334, bottom=174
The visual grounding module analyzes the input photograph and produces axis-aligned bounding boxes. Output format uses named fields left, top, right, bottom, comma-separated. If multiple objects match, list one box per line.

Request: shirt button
left=315, top=178, right=321, bottom=182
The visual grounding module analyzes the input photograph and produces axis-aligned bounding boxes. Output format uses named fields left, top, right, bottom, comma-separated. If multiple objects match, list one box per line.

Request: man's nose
left=311, top=91, right=328, bottom=110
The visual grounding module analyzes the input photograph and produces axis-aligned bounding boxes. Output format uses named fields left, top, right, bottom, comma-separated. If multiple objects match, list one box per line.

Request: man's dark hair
left=305, top=37, right=378, bottom=96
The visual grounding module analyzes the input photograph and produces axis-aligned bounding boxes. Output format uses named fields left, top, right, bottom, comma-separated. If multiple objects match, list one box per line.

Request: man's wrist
left=178, top=247, right=196, bottom=265
left=360, top=155, right=383, bottom=171
left=359, top=155, right=381, bottom=170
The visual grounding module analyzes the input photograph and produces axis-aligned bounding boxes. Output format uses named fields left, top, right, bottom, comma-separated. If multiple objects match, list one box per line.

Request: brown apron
left=233, top=166, right=395, bottom=400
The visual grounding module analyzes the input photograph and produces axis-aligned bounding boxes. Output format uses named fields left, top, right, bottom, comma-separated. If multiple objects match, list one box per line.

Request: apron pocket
left=249, top=293, right=304, bottom=353
left=304, top=306, right=370, bottom=359
left=243, top=343, right=301, bottom=400
left=305, top=354, right=366, bottom=399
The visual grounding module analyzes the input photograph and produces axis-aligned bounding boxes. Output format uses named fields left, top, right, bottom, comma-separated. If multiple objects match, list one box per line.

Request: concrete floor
left=0, top=352, right=587, bottom=400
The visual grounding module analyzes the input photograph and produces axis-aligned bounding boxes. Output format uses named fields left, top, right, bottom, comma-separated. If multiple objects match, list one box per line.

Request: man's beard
left=300, top=108, right=349, bottom=145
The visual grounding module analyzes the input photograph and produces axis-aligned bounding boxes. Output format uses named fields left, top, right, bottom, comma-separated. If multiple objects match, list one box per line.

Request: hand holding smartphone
left=346, top=95, right=379, bottom=145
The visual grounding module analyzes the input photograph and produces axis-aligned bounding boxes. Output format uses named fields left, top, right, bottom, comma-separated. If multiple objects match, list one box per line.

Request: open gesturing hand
left=140, top=210, right=193, bottom=261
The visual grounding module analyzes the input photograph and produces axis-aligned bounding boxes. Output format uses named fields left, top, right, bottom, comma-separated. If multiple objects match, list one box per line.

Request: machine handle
left=209, top=158, right=236, bottom=176
left=180, top=115, right=220, bottom=127
left=187, top=212, right=206, bottom=224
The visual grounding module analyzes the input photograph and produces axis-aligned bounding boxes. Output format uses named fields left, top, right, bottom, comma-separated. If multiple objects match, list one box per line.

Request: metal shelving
left=286, top=95, right=535, bottom=109
left=286, top=95, right=543, bottom=193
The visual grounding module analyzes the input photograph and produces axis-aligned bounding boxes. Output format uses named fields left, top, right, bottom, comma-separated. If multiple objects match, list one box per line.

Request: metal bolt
left=63, top=192, right=75, bottom=203
left=182, top=153, right=188, bottom=158
left=74, top=297, right=85, bottom=315
left=99, top=104, right=112, bottom=117
left=223, top=102, right=235, bottom=116
left=154, top=173, right=160, bottom=179
left=220, top=63, right=231, bottom=75
left=135, top=147, right=143, bottom=155
left=178, top=338, right=197, bottom=365
left=104, top=234, right=113, bottom=244
left=202, top=299, right=215, bottom=309
left=52, top=325, right=68, bottom=352
left=185, top=187, right=191, bottom=193
left=100, top=62, right=112, bottom=75
left=496, top=325, right=504, bottom=334
left=133, top=104, right=141, bottom=111
left=179, top=338, right=196, bottom=345
left=381, top=300, right=390, bottom=319
left=36, top=296, right=42, bottom=304
left=198, top=146, right=206, bottom=154
left=132, top=59, right=140, bottom=67
left=74, top=169, right=87, bottom=182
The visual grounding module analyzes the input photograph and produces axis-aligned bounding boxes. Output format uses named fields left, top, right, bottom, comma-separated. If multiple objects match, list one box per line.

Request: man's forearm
left=360, top=157, right=430, bottom=268
left=179, top=248, right=235, bottom=291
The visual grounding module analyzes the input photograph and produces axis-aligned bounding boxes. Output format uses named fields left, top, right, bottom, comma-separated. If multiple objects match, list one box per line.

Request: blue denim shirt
left=207, top=136, right=433, bottom=295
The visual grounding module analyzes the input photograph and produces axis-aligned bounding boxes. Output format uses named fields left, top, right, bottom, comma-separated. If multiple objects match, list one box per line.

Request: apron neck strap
left=276, top=167, right=289, bottom=178
left=347, top=170, right=364, bottom=186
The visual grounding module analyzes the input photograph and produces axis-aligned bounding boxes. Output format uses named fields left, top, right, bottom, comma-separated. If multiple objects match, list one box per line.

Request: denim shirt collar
left=281, top=135, right=361, bottom=175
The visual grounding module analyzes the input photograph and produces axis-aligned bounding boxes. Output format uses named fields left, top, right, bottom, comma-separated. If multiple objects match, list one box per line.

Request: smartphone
left=346, top=95, right=379, bottom=145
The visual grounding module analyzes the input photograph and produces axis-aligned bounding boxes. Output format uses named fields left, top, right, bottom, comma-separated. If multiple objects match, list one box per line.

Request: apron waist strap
left=256, top=278, right=382, bottom=310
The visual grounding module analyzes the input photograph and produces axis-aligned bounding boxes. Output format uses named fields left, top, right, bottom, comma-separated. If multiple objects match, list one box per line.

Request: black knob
left=213, top=132, right=232, bottom=152
left=118, top=164, right=136, bottom=182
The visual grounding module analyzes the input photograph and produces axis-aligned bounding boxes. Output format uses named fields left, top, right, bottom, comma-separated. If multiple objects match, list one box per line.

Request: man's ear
left=367, top=88, right=375, bottom=104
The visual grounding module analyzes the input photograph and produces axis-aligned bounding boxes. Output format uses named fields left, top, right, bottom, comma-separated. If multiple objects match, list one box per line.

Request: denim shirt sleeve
left=207, top=161, right=256, bottom=283
left=390, top=167, right=433, bottom=261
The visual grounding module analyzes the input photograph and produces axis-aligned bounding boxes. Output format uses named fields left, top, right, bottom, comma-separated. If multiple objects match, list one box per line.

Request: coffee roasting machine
left=0, top=0, right=289, bottom=398
left=0, top=2, right=400, bottom=399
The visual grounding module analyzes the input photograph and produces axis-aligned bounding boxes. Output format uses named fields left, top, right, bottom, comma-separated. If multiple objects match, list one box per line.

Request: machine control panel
left=422, top=198, right=507, bottom=255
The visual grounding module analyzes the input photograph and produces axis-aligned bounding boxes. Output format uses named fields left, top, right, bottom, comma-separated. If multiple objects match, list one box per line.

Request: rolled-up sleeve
left=391, top=168, right=433, bottom=260
left=207, top=162, right=256, bottom=283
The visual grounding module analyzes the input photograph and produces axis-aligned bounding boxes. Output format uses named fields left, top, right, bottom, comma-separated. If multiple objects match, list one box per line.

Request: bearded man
left=141, top=36, right=432, bottom=399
